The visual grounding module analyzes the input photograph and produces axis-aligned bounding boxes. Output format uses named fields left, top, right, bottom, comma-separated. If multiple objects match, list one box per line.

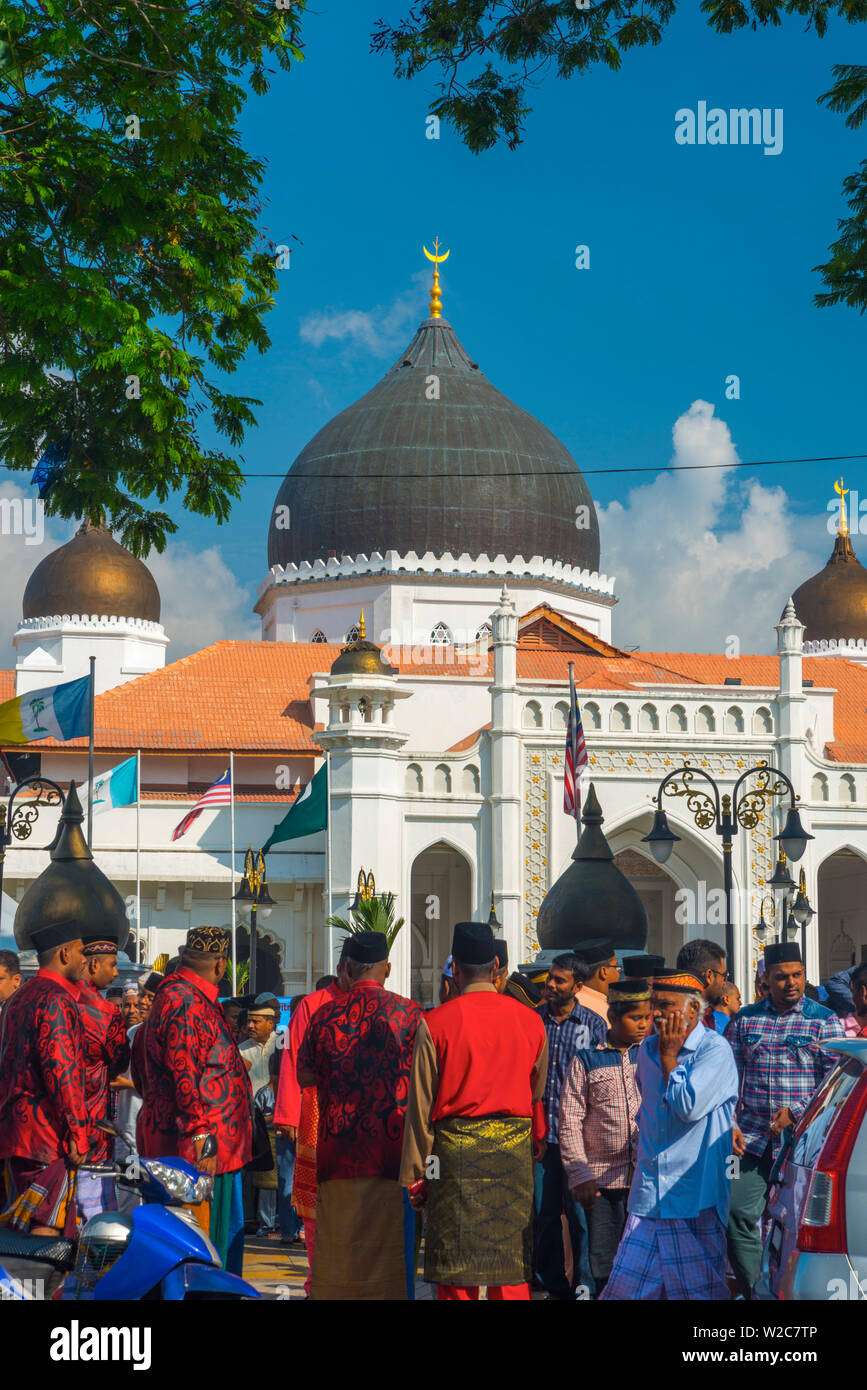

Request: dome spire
left=423, top=237, right=450, bottom=319
left=834, top=477, right=850, bottom=537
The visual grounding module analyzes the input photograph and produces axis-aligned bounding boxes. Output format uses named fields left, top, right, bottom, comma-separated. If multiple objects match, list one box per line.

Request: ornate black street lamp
left=642, top=761, right=812, bottom=976
left=233, top=846, right=276, bottom=995
left=0, top=774, right=67, bottom=905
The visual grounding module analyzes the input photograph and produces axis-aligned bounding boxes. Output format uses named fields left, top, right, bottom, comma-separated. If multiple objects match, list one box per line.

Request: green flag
left=263, top=763, right=328, bottom=852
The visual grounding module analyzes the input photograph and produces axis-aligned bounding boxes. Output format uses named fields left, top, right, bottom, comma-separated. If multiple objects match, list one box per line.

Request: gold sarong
left=312, top=1176, right=408, bottom=1300
left=424, top=1115, right=533, bottom=1287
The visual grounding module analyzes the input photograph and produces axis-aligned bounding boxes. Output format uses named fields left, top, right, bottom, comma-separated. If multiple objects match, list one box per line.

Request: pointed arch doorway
left=410, top=842, right=472, bottom=1006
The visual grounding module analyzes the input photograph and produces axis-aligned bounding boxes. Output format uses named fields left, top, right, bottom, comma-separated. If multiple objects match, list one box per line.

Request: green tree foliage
left=0, top=1, right=305, bottom=555
left=373, top=1, right=867, bottom=312
left=326, top=891, right=406, bottom=950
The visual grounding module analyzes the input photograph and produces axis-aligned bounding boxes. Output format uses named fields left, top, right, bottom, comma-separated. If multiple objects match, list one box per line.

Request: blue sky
left=8, top=2, right=866, bottom=658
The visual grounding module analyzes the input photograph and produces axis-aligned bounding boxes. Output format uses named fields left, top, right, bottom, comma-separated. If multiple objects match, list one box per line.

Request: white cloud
left=148, top=544, right=258, bottom=661
left=597, top=400, right=831, bottom=654
left=299, top=271, right=429, bottom=357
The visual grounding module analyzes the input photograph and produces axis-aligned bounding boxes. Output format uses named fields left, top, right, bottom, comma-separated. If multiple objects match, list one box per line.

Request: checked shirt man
left=726, top=941, right=844, bottom=1298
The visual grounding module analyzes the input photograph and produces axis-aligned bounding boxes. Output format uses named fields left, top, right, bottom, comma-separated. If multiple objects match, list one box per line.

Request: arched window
left=431, top=622, right=453, bottom=646
left=523, top=700, right=543, bottom=729
left=753, top=707, right=773, bottom=735
left=811, top=773, right=829, bottom=802
left=434, top=763, right=452, bottom=794
left=839, top=774, right=856, bottom=804
left=475, top=621, right=492, bottom=643
left=311, top=629, right=327, bottom=644
left=667, top=704, right=687, bottom=733
left=552, top=701, right=570, bottom=730
left=583, top=702, right=601, bottom=731
left=462, top=765, right=480, bottom=794
left=405, top=763, right=423, bottom=793
left=345, top=624, right=360, bottom=644
left=610, top=702, right=631, bottom=732
left=695, top=705, right=716, bottom=734
left=725, top=706, right=744, bottom=734
left=639, top=703, right=659, bottom=733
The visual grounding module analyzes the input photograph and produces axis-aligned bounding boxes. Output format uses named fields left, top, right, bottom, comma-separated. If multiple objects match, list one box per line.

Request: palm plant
left=223, top=957, right=250, bottom=993
left=326, top=890, right=405, bottom=950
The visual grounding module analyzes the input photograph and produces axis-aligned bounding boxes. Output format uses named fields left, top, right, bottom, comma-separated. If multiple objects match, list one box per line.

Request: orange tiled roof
left=447, top=723, right=491, bottom=752
left=1, top=642, right=341, bottom=755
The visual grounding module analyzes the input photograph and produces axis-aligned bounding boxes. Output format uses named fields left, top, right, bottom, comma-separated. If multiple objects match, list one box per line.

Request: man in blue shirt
left=600, top=968, right=738, bottom=1301
left=535, top=953, right=607, bottom=1298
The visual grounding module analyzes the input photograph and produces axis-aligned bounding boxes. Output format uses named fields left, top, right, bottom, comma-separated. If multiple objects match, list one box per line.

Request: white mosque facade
left=4, top=277, right=867, bottom=1005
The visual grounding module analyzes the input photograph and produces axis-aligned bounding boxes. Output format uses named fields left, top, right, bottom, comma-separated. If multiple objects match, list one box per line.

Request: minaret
left=311, top=614, right=412, bottom=986
left=489, top=584, right=522, bottom=964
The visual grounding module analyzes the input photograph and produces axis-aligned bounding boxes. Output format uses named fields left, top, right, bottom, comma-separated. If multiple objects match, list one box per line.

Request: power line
left=3, top=451, right=866, bottom=483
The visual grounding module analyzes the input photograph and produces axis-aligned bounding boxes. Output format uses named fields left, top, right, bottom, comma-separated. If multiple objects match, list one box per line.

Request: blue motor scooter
left=0, top=1124, right=259, bottom=1301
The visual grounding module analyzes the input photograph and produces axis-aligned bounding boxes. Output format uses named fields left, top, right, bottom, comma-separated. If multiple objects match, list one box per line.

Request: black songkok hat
left=452, top=921, right=496, bottom=967
left=765, top=941, right=802, bottom=967
left=493, top=939, right=509, bottom=971
left=652, top=967, right=704, bottom=994
left=622, top=954, right=665, bottom=979
left=505, top=972, right=544, bottom=1008
left=29, top=919, right=83, bottom=952
left=573, top=937, right=616, bottom=968
left=343, top=931, right=388, bottom=963
left=609, top=978, right=651, bottom=1003
left=186, top=926, right=230, bottom=956
left=142, top=971, right=164, bottom=994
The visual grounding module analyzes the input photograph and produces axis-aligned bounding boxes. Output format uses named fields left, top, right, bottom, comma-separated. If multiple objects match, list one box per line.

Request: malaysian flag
left=564, top=661, right=588, bottom=819
left=172, top=767, right=232, bottom=842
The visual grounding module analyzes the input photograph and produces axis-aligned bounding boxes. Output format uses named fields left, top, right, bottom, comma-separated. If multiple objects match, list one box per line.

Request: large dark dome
left=23, top=519, right=160, bottom=623
left=268, top=315, right=600, bottom=571
left=790, top=533, right=867, bottom=643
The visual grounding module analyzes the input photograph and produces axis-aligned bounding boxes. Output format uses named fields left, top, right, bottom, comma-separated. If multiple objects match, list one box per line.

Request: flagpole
left=325, top=751, right=333, bottom=972
left=136, top=750, right=143, bottom=965
left=87, top=655, right=95, bottom=848
left=230, top=751, right=236, bottom=983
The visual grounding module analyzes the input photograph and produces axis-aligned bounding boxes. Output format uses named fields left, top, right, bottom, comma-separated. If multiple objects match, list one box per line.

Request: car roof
left=821, top=1038, right=867, bottom=1065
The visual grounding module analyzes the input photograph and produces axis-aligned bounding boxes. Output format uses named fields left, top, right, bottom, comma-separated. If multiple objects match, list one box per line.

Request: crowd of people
left=0, top=915, right=865, bottom=1301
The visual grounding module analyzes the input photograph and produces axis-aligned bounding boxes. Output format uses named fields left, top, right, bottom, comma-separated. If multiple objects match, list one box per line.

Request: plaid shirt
left=726, top=994, right=845, bottom=1158
left=559, top=1040, right=641, bottom=1190
left=539, top=1000, right=607, bottom=1143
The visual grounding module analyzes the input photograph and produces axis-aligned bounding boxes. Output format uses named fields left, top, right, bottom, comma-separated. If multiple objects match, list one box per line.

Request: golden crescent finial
left=423, top=238, right=450, bottom=318
left=834, top=477, right=850, bottom=537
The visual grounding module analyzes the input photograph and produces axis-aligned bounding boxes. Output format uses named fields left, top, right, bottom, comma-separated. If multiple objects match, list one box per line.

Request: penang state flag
left=172, top=767, right=232, bottom=842
left=79, top=755, right=138, bottom=817
left=0, top=674, right=90, bottom=745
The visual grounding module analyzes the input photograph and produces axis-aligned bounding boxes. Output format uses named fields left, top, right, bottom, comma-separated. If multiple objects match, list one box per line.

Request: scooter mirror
left=200, top=1134, right=218, bottom=1159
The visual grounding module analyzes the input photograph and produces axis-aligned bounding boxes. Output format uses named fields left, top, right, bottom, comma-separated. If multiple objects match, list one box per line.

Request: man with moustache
left=726, top=941, right=844, bottom=1299
left=600, top=968, right=739, bottom=1301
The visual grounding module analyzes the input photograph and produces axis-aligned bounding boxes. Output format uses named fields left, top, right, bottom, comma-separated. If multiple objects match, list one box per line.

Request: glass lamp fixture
left=642, top=808, right=681, bottom=865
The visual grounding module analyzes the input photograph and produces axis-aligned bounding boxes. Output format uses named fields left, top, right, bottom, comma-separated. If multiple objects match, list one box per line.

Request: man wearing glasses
left=676, top=939, right=729, bottom=1029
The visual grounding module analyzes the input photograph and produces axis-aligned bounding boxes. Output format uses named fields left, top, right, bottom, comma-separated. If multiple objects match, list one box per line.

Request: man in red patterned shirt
left=0, top=919, right=90, bottom=1236
left=133, top=926, right=251, bottom=1273
left=76, top=936, right=130, bottom=1221
left=298, top=932, right=422, bottom=1300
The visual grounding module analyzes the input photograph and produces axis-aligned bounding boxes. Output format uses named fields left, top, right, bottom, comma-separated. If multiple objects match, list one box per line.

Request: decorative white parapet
left=257, top=549, right=616, bottom=599
left=16, top=613, right=167, bottom=637
left=804, top=637, right=867, bottom=655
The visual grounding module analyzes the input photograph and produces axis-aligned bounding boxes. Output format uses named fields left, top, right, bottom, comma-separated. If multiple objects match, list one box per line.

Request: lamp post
left=232, top=846, right=276, bottom=996
left=0, top=774, right=66, bottom=905
left=642, top=761, right=812, bottom=980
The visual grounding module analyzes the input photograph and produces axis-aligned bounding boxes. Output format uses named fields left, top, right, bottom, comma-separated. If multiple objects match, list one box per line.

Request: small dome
left=790, top=533, right=867, bottom=643
left=330, top=615, right=395, bottom=678
left=537, top=784, right=647, bottom=952
left=23, top=519, right=161, bottom=623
